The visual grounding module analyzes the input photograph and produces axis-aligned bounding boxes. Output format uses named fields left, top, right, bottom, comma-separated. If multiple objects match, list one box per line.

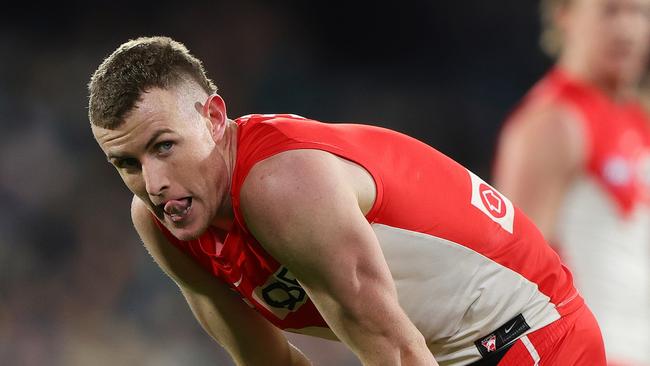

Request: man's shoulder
left=238, top=149, right=351, bottom=231
left=235, top=114, right=314, bottom=154
left=233, top=114, right=359, bottom=191
left=236, top=113, right=311, bottom=130
left=242, top=149, right=340, bottom=199
left=507, top=92, right=583, bottom=149
left=499, top=91, right=586, bottom=177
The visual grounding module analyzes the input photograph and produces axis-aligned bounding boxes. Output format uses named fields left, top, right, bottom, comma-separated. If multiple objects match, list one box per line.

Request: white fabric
left=521, top=335, right=540, bottom=365
left=557, top=175, right=650, bottom=364
left=372, top=224, right=560, bottom=366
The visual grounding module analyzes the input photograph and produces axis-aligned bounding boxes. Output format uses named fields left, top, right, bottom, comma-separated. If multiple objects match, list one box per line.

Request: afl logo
left=468, top=170, right=515, bottom=234
left=479, top=183, right=506, bottom=218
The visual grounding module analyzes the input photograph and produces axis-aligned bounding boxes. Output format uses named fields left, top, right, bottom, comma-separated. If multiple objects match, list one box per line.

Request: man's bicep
left=240, top=151, right=435, bottom=364
left=494, top=107, right=584, bottom=238
left=239, top=151, right=390, bottom=296
left=239, top=151, right=394, bottom=319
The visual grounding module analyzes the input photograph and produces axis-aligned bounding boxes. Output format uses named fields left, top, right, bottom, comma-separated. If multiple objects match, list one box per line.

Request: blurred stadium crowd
left=1, top=1, right=549, bottom=365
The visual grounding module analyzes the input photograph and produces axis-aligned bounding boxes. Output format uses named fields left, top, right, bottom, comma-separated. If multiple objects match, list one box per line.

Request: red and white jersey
left=503, top=68, right=650, bottom=364
left=154, top=114, right=582, bottom=365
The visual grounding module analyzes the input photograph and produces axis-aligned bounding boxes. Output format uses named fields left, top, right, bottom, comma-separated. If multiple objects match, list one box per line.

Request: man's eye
left=157, top=141, right=174, bottom=153
left=117, top=158, right=140, bottom=169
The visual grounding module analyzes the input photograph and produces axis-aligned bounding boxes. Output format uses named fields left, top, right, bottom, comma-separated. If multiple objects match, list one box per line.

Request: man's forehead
left=92, top=110, right=173, bottom=155
left=94, top=87, right=181, bottom=135
left=92, top=84, right=208, bottom=149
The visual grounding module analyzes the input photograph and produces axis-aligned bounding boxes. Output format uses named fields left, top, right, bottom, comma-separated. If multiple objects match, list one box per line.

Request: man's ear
left=203, top=94, right=227, bottom=141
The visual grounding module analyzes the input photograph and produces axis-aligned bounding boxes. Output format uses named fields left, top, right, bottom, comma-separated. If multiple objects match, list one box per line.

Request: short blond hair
left=540, top=0, right=571, bottom=57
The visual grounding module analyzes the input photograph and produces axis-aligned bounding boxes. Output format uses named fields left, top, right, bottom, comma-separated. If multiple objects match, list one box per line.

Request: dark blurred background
left=0, top=1, right=550, bottom=364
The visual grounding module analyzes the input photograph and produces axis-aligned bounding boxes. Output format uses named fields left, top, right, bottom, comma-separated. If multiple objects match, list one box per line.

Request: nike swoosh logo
left=504, top=322, right=516, bottom=333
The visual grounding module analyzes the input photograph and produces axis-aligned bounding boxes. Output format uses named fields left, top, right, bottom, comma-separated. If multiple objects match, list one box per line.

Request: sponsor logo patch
left=251, top=266, right=309, bottom=320
left=474, top=314, right=530, bottom=358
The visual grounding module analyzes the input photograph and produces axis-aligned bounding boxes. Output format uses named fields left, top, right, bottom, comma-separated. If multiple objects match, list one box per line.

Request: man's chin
left=171, top=229, right=203, bottom=241
left=167, top=221, right=210, bottom=241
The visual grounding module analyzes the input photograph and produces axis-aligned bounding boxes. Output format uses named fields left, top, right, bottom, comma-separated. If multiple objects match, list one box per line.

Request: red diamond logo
left=479, top=183, right=506, bottom=218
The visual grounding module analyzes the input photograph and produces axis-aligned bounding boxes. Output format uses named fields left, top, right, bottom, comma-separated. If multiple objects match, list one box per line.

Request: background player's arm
left=494, top=104, right=584, bottom=241
left=240, top=150, right=437, bottom=366
left=131, top=197, right=311, bottom=366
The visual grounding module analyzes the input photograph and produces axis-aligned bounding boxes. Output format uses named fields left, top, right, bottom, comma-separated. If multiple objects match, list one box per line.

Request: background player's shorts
left=497, top=304, right=606, bottom=365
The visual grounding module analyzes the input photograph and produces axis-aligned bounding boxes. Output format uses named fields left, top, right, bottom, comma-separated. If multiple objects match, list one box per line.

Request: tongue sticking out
left=163, top=198, right=192, bottom=222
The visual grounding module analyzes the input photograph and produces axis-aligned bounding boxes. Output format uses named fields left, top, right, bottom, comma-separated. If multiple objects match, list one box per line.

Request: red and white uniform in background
left=154, top=113, right=604, bottom=365
left=502, top=68, right=650, bottom=365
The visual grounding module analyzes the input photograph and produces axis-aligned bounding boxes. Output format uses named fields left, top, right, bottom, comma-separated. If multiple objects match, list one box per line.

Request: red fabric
left=501, top=68, right=650, bottom=216
left=153, top=113, right=580, bottom=330
left=498, top=304, right=606, bottom=366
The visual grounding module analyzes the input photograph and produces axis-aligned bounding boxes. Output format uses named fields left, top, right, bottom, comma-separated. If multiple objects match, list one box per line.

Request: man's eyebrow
left=106, top=128, right=174, bottom=162
left=144, top=128, right=174, bottom=151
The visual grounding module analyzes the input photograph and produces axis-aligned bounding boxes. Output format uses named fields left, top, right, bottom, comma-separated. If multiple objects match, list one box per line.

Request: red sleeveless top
left=153, top=114, right=580, bottom=361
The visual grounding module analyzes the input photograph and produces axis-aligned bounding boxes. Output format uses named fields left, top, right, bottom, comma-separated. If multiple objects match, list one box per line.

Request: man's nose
left=142, top=162, right=170, bottom=197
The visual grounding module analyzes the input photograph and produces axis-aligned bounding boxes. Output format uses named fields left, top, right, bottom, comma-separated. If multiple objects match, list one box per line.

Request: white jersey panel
left=372, top=223, right=560, bottom=366
left=557, top=176, right=650, bottom=364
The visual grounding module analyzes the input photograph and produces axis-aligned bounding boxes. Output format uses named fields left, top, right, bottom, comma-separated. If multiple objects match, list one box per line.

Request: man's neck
left=558, top=56, right=636, bottom=102
left=211, top=119, right=238, bottom=232
left=222, top=119, right=238, bottom=180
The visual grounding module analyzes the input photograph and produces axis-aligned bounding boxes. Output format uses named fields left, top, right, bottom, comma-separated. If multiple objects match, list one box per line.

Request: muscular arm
left=494, top=104, right=584, bottom=241
left=240, top=150, right=437, bottom=366
left=130, top=197, right=311, bottom=366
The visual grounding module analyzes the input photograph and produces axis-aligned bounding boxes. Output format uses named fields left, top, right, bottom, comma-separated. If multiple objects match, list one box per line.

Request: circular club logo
left=479, top=183, right=506, bottom=218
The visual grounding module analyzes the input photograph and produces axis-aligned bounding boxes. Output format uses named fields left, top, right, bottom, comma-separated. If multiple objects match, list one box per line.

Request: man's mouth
left=160, top=197, right=193, bottom=222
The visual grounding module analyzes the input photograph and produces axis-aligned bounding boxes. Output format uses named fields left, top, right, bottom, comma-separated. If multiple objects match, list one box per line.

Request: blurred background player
left=494, top=0, right=650, bottom=364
